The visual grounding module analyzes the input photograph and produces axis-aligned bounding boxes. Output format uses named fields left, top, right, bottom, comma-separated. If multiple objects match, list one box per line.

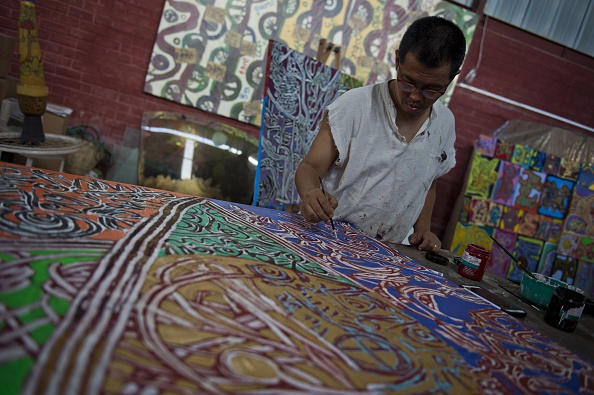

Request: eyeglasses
left=396, top=66, right=447, bottom=100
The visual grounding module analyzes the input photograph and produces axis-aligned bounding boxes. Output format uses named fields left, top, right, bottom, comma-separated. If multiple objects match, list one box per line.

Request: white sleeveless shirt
left=323, top=80, right=456, bottom=243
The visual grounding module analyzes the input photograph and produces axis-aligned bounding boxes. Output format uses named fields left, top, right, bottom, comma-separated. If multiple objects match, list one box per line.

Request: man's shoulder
left=332, top=81, right=385, bottom=106
left=341, top=82, right=376, bottom=96
left=431, top=100, right=455, bottom=124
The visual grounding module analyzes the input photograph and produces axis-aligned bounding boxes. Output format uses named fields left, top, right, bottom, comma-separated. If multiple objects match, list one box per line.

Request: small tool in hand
left=319, top=177, right=337, bottom=238
left=489, top=235, right=537, bottom=279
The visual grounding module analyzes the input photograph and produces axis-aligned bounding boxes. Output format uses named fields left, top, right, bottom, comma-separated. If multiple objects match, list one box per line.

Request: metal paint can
left=457, top=244, right=490, bottom=281
left=544, top=286, right=586, bottom=332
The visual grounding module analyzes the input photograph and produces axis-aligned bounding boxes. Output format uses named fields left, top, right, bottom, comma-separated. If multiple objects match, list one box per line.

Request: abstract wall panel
left=451, top=134, right=593, bottom=296
left=538, top=175, right=574, bottom=219
left=144, top=0, right=478, bottom=125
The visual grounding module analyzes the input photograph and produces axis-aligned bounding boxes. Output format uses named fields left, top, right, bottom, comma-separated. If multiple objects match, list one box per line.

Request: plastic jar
left=457, top=244, right=490, bottom=281
left=544, top=286, right=586, bottom=332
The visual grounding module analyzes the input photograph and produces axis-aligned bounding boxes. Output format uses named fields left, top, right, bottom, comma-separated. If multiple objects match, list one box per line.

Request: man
left=295, top=16, right=466, bottom=251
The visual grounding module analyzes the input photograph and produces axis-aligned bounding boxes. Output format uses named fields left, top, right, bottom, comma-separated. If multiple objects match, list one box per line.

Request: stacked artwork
left=253, top=40, right=361, bottom=209
left=144, top=0, right=478, bottom=125
left=450, top=135, right=594, bottom=300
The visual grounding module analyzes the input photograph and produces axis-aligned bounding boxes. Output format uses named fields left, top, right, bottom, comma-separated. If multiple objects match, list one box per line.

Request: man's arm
left=408, top=180, right=441, bottom=251
left=295, top=111, right=339, bottom=223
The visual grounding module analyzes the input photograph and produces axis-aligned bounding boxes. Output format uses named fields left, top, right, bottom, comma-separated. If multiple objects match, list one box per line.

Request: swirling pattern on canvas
left=143, top=0, right=478, bottom=125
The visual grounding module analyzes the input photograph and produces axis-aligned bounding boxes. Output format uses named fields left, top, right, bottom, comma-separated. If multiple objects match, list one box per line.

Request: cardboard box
left=0, top=33, right=16, bottom=79
left=0, top=76, right=18, bottom=102
left=0, top=97, right=22, bottom=133
left=42, top=111, right=69, bottom=135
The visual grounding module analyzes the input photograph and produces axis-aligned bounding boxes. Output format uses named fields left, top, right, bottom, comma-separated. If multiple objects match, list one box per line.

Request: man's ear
left=395, top=49, right=400, bottom=66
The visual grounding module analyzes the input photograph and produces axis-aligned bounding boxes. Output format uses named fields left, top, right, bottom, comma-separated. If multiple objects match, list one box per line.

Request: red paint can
left=457, top=243, right=490, bottom=281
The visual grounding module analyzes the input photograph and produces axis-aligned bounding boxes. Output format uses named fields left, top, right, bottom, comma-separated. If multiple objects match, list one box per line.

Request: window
left=448, top=0, right=594, bottom=57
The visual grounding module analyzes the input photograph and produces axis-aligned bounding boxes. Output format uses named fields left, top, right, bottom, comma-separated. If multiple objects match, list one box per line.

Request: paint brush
left=498, top=284, right=541, bottom=311
left=319, top=177, right=337, bottom=238
left=489, top=235, right=537, bottom=279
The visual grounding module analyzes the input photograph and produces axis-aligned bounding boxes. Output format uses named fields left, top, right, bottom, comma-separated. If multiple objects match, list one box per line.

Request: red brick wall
left=2, top=1, right=593, bottom=241
left=0, top=0, right=257, bottom=138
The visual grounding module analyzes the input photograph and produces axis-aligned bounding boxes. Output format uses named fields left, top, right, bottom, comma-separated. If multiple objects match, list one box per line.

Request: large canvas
left=1, top=162, right=593, bottom=394
left=143, top=0, right=478, bottom=125
left=253, top=40, right=361, bottom=209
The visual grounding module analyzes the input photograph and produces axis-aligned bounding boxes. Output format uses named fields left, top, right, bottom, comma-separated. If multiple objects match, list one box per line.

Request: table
left=1, top=162, right=593, bottom=394
left=392, top=244, right=594, bottom=366
left=0, top=132, right=82, bottom=172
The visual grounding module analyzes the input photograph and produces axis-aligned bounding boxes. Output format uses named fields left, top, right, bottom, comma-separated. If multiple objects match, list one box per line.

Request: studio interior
left=1, top=0, right=594, bottom=393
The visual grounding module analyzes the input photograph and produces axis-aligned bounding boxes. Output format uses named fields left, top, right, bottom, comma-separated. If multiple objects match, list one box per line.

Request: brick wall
left=2, top=1, right=593, bottom=241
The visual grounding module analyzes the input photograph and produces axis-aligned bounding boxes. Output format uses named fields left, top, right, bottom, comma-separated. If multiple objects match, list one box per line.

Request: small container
left=457, top=244, right=490, bottom=281
left=544, top=286, right=586, bottom=332
left=520, top=272, right=568, bottom=308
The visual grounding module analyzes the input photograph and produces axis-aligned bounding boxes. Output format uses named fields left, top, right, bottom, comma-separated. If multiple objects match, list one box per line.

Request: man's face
left=394, top=51, right=453, bottom=117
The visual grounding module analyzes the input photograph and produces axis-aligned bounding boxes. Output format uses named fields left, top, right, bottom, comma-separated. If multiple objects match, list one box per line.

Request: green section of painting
left=164, top=203, right=358, bottom=286
left=0, top=250, right=103, bottom=394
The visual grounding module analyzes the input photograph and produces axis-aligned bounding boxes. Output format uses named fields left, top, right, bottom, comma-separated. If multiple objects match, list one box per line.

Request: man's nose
left=409, top=88, right=424, bottom=101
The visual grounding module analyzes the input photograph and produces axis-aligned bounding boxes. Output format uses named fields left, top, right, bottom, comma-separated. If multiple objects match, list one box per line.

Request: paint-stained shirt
left=323, top=79, right=456, bottom=243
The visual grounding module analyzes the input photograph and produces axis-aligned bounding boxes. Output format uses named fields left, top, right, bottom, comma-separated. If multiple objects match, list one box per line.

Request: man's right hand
left=299, top=188, right=338, bottom=223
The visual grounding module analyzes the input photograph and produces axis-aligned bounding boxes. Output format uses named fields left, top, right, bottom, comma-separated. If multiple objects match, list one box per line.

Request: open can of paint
left=544, top=286, right=586, bottom=332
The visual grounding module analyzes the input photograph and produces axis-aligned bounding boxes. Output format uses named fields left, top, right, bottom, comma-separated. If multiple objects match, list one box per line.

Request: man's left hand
left=408, top=231, right=441, bottom=252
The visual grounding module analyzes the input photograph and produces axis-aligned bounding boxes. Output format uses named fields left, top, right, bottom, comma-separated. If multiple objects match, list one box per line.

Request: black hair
left=398, top=16, right=466, bottom=79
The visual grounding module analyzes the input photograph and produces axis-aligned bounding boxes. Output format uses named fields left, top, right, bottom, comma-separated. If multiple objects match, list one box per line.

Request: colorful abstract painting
left=499, top=206, right=524, bottom=233
left=253, top=40, right=361, bottom=209
left=556, top=180, right=594, bottom=298
left=450, top=222, right=492, bottom=257
left=465, top=151, right=499, bottom=199
left=559, top=158, right=581, bottom=180
left=538, top=175, right=574, bottom=219
left=476, top=134, right=496, bottom=157
left=494, top=138, right=515, bottom=161
left=468, top=197, right=489, bottom=225
left=491, top=160, right=521, bottom=206
left=551, top=254, right=578, bottom=284
left=506, top=235, right=544, bottom=282
left=514, top=167, right=546, bottom=211
left=3, top=162, right=593, bottom=393
left=488, top=228, right=516, bottom=277
left=143, top=0, right=478, bottom=125
left=511, top=144, right=533, bottom=168
left=577, top=163, right=594, bottom=190
left=537, top=241, right=558, bottom=276
left=565, top=184, right=594, bottom=236
left=543, top=153, right=561, bottom=175
left=530, top=149, right=547, bottom=172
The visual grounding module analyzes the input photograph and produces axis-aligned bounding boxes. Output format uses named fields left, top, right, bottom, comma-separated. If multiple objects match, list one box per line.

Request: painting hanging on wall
left=143, top=0, right=478, bottom=126
left=253, top=40, right=362, bottom=209
left=450, top=135, right=594, bottom=300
